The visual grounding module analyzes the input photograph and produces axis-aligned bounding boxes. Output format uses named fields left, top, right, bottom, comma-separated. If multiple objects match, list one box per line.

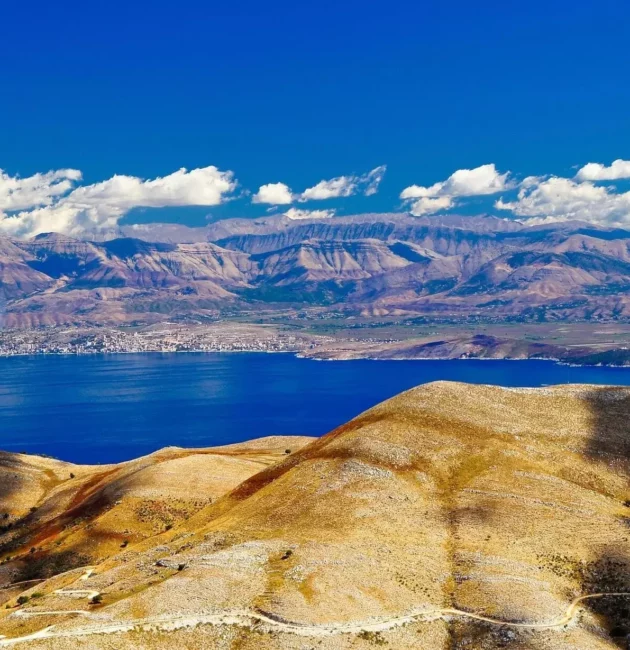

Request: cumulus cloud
left=495, top=175, right=630, bottom=227
left=284, top=207, right=335, bottom=220
left=575, top=159, right=630, bottom=182
left=400, top=164, right=512, bottom=216
left=252, top=182, right=293, bottom=205
left=300, top=165, right=386, bottom=201
left=0, top=168, right=82, bottom=212
left=0, top=166, right=238, bottom=238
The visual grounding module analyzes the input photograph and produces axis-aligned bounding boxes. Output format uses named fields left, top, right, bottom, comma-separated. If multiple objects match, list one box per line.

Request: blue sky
left=1, top=0, right=630, bottom=233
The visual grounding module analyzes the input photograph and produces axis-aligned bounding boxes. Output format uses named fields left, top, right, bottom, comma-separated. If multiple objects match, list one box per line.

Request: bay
left=2, top=353, right=630, bottom=464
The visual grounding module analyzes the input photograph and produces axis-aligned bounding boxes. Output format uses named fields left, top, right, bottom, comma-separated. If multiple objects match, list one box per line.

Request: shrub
left=358, top=630, right=387, bottom=645
left=16, top=596, right=29, bottom=606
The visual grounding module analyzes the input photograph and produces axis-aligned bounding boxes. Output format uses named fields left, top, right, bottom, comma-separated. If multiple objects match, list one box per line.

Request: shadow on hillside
left=584, top=388, right=630, bottom=463
left=13, top=547, right=93, bottom=583
left=0, top=453, right=26, bottom=504
left=582, top=388, right=630, bottom=648
left=0, top=454, right=29, bottom=547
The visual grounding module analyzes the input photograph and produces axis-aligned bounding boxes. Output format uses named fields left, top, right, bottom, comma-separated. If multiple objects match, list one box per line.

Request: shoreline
left=1, top=346, right=630, bottom=368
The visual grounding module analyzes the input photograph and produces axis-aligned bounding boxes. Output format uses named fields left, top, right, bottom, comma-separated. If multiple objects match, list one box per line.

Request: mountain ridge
left=2, top=214, right=630, bottom=326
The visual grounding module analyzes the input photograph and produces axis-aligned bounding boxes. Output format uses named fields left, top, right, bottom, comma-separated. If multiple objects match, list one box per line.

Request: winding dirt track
left=1, top=591, right=629, bottom=646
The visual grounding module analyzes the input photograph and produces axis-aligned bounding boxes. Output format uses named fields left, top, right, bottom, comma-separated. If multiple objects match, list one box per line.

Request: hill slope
left=0, top=383, right=628, bottom=649
left=0, top=437, right=313, bottom=591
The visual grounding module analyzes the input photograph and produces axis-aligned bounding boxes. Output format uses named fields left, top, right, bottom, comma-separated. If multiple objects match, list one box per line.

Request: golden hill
left=0, top=437, right=313, bottom=598
left=0, top=382, right=629, bottom=649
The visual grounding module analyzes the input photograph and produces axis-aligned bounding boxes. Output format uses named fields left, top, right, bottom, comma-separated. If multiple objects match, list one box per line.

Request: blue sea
left=2, top=353, right=630, bottom=464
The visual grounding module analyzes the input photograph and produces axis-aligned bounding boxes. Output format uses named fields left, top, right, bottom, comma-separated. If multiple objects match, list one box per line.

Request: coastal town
left=0, top=323, right=332, bottom=357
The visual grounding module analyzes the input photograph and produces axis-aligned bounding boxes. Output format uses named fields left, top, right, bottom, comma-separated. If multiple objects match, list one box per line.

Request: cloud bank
left=0, top=167, right=237, bottom=238
left=400, top=160, right=630, bottom=227
left=0, top=168, right=82, bottom=212
left=495, top=175, right=630, bottom=227
left=3, top=158, right=630, bottom=238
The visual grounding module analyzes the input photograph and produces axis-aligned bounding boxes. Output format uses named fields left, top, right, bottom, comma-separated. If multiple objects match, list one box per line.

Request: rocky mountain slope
left=3, top=214, right=630, bottom=325
left=0, top=382, right=628, bottom=648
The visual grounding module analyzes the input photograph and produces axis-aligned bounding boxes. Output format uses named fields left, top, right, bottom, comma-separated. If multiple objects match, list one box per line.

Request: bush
left=16, top=596, right=29, bottom=606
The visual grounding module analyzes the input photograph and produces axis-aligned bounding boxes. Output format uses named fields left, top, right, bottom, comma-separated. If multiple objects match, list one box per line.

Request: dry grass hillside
left=0, top=437, right=313, bottom=600
left=0, top=382, right=629, bottom=649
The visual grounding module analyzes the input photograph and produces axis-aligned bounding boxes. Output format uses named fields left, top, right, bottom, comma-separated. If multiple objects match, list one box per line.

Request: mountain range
left=2, top=213, right=630, bottom=326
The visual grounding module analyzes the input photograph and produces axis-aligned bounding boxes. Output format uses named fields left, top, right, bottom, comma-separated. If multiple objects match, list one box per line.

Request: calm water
left=3, top=353, right=630, bottom=464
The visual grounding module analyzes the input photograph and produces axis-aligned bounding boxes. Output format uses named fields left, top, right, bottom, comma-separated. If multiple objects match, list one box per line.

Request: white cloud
left=284, top=207, right=335, bottom=220
left=252, top=182, right=293, bottom=205
left=400, top=164, right=512, bottom=216
left=0, top=166, right=238, bottom=238
left=575, top=159, right=630, bottom=182
left=300, top=165, right=386, bottom=201
left=301, top=176, right=355, bottom=201
left=0, top=168, right=82, bottom=212
left=495, top=175, right=630, bottom=226
left=67, top=166, right=236, bottom=210
left=402, top=196, right=455, bottom=215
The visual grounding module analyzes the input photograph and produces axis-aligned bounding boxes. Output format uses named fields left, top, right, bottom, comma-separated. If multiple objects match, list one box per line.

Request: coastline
left=1, top=346, right=630, bottom=368
left=3, top=322, right=630, bottom=367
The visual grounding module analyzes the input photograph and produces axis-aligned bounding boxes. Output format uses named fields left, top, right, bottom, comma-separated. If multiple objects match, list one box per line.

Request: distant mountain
left=2, top=213, right=630, bottom=326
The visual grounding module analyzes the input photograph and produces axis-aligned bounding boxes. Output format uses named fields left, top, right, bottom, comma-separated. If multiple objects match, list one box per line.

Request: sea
left=2, top=353, right=630, bottom=464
